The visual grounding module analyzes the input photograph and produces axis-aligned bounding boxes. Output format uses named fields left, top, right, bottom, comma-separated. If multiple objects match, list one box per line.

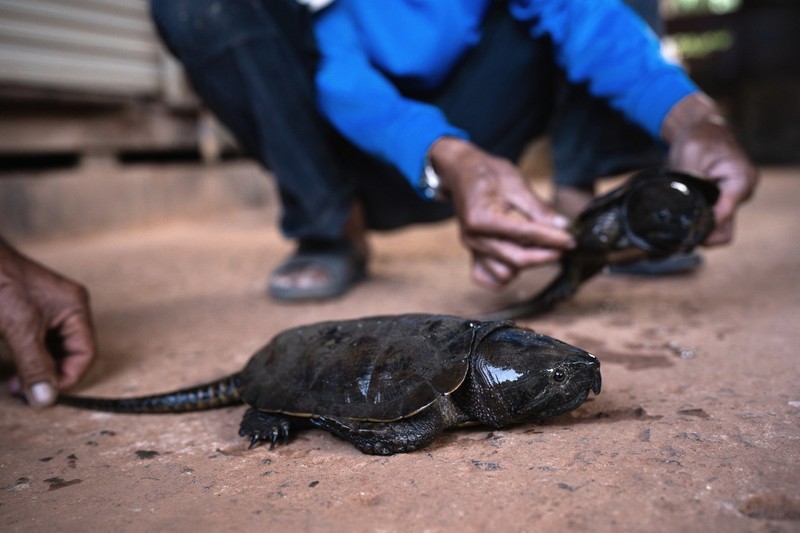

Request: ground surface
left=1, top=167, right=798, bottom=532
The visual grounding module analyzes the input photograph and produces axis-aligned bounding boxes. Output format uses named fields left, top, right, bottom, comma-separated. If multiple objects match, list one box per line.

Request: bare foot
left=269, top=261, right=335, bottom=293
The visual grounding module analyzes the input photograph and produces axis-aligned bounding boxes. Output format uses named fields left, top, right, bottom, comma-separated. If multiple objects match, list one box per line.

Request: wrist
left=424, top=137, right=474, bottom=196
left=660, top=92, right=726, bottom=144
left=421, top=150, right=445, bottom=201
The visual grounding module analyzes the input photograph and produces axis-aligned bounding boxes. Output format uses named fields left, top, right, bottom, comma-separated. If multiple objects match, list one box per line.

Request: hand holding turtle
left=428, top=137, right=575, bottom=289
left=0, top=238, right=96, bottom=407
left=662, top=92, right=759, bottom=246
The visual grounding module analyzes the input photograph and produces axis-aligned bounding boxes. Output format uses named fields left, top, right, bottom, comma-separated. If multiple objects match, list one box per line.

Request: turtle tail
left=58, top=374, right=244, bottom=413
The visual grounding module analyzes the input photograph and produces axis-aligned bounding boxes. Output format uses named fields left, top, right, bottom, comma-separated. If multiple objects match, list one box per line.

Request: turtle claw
left=282, top=420, right=290, bottom=445
left=268, top=427, right=279, bottom=450
left=240, top=408, right=292, bottom=450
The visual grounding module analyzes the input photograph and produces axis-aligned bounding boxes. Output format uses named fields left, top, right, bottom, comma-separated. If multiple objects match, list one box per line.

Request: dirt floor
left=1, top=167, right=799, bottom=532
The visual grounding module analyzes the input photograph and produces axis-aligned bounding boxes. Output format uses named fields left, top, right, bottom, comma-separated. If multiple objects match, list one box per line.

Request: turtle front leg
left=311, top=414, right=440, bottom=455
left=312, top=396, right=469, bottom=455
left=239, top=408, right=294, bottom=449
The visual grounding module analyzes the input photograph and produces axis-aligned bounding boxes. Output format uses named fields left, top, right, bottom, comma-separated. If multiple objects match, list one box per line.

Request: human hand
left=663, top=92, right=759, bottom=245
left=427, top=137, right=575, bottom=288
left=0, top=238, right=96, bottom=407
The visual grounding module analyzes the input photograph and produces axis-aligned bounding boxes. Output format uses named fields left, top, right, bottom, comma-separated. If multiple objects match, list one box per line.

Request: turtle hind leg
left=239, top=408, right=297, bottom=450
left=312, top=396, right=469, bottom=455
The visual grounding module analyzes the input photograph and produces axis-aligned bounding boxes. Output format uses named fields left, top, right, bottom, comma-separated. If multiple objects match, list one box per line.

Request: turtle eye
left=553, top=368, right=567, bottom=383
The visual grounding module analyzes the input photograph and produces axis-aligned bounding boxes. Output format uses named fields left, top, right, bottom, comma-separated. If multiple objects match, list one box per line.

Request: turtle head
left=465, top=326, right=601, bottom=426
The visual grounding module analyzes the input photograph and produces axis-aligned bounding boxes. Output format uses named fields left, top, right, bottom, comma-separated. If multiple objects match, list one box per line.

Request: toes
left=268, top=426, right=280, bottom=450
left=239, top=410, right=292, bottom=450
left=280, top=419, right=290, bottom=444
left=268, top=419, right=291, bottom=449
left=244, top=426, right=279, bottom=450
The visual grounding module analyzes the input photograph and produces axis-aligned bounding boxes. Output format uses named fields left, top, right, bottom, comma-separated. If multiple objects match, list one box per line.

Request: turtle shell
left=573, top=168, right=719, bottom=252
left=238, top=314, right=509, bottom=422
left=620, top=169, right=719, bottom=252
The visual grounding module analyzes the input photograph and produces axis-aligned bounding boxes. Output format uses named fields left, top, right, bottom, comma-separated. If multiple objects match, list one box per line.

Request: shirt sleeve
left=508, top=0, right=698, bottom=137
left=313, top=3, right=468, bottom=189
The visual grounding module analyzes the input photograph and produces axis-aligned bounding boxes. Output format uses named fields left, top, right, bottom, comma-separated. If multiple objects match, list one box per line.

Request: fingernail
left=28, top=382, right=57, bottom=408
left=552, top=215, right=569, bottom=229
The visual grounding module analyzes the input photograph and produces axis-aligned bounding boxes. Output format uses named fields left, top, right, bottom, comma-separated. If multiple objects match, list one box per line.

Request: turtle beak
left=591, top=369, right=602, bottom=395
left=587, top=353, right=602, bottom=395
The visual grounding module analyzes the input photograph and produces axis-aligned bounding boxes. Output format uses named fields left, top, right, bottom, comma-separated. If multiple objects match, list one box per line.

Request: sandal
left=268, top=239, right=367, bottom=301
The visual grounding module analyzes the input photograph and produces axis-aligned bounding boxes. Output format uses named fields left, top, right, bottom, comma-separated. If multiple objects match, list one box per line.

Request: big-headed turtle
left=481, top=168, right=720, bottom=320
left=60, top=314, right=601, bottom=455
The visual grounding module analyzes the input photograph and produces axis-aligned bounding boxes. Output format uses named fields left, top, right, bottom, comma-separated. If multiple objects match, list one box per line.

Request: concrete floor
left=1, top=167, right=799, bottom=532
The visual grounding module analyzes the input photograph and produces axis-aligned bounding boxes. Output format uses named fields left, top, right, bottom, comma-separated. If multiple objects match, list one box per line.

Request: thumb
left=508, top=183, right=571, bottom=230
left=3, top=307, right=58, bottom=407
left=543, top=210, right=570, bottom=230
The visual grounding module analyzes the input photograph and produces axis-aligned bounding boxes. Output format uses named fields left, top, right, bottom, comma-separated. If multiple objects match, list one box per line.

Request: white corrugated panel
left=0, top=0, right=164, bottom=96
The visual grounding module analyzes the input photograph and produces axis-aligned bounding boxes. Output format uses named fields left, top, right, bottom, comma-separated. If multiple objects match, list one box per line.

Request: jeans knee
left=149, top=0, right=281, bottom=62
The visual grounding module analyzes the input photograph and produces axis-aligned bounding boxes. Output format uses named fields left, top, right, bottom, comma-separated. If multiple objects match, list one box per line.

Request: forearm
left=313, top=4, right=468, bottom=187
left=510, top=0, right=697, bottom=138
left=660, top=92, right=726, bottom=144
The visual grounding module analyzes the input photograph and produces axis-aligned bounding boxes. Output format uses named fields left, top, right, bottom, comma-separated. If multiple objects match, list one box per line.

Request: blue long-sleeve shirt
left=312, top=0, right=697, bottom=190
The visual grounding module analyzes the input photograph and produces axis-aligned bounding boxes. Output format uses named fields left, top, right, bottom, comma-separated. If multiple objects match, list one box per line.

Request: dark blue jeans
left=150, top=0, right=663, bottom=240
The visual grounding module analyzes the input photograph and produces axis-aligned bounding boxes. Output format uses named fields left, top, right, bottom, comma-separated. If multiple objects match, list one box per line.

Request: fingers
left=52, top=309, right=96, bottom=390
left=702, top=155, right=758, bottom=247
left=1, top=241, right=97, bottom=405
left=500, top=176, right=572, bottom=230
left=706, top=184, right=738, bottom=246
left=468, top=233, right=563, bottom=290
left=667, top=110, right=759, bottom=248
left=465, top=234, right=561, bottom=272
left=462, top=207, right=574, bottom=250
left=458, top=167, right=573, bottom=247
left=0, top=288, right=58, bottom=407
left=428, top=140, right=573, bottom=286
left=3, top=304, right=95, bottom=405
left=459, top=186, right=572, bottom=286
left=471, top=256, right=509, bottom=290
left=704, top=218, right=734, bottom=246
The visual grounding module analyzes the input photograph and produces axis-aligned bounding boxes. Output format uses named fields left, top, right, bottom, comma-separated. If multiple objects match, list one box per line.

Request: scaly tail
left=58, top=374, right=243, bottom=413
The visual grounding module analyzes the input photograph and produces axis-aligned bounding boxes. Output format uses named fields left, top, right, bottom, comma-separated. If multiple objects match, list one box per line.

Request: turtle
left=480, top=168, right=720, bottom=320
left=59, top=313, right=601, bottom=455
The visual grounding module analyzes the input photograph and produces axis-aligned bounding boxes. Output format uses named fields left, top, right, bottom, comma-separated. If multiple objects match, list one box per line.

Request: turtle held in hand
left=60, top=314, right=601, bottom=455
left=481, top=168, right=720, bottom=320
